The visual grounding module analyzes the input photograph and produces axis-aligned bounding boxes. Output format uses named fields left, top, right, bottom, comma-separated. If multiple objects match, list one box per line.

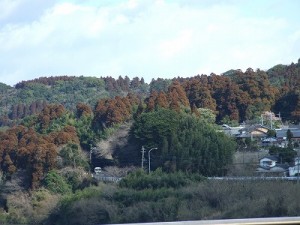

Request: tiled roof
left=276, top=129, right=300, bottom=138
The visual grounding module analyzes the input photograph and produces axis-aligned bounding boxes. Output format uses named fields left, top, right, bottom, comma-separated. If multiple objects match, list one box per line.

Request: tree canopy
left=132, top=108, right=236, bottom=176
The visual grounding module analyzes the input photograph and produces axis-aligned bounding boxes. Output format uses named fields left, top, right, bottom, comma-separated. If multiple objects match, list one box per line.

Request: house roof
left=257, top=167, right=286, bottom=173
left=240, top=124, right=269, bottom=133
left=257, top=164, right=288, bottom=172
left=260, top=155, right=279, bottom=162
left=276, top=129, right=300, bottom=138
left=292, top=130, right=300, bottom=138
left=236, top=133, right=251, bottom=138
left=236, top=125, right=269, bottom=139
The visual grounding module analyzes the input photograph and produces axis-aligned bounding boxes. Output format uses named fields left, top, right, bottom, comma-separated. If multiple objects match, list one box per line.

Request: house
left=291, top=130, right=300, bottom=141
left=259, top=156, right=278, bottom=168
left=261, top=137, right=278, bottom=147
left=288, top=157, right=300, bottom=177
left=276, top=128, right=300, bottom=142
left=237, top=124, right=269, bottom=140
left=289, top=165, right=300, bottom=177
left=256, top=156, right=288, bottom=177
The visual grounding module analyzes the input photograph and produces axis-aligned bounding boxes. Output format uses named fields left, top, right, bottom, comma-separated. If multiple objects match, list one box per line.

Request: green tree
left=267, top=129, right=276, bottom=137
left=269, top=146, right=296, bottom=164
left=59, top=143, right=89, bottom=170
left=132, top=111, right=236, bottom=176
left=132, top=108, right=179, bottom=148
left=287, top=129, right=293, bottom=142
left=197, top=108, right=216, bottom=124
left=44, top=170, right=72, bottom=194
left=287, top=129, right=294, bottom=148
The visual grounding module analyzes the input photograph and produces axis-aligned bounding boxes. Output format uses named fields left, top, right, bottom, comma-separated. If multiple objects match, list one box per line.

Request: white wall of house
left=260, top=158, right=277, bottom=168
left=289, top=165, right=300, bottom=176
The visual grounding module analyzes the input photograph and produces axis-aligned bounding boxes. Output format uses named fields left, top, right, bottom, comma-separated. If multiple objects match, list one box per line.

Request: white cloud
left=0, top=0, right=21, bottom=21
left=159, top=29, right=193, bottom=60
left=0, top=0, right=299, bottom=85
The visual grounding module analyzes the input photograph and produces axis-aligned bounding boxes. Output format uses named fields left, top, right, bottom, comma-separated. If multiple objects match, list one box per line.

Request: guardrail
left=106, top=217, right=300, bottom=225
left=208, top=176, right=300, bottom=181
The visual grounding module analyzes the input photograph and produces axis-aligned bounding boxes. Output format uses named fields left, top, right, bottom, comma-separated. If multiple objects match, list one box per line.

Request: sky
left=0, top=0, right=300, bottom=86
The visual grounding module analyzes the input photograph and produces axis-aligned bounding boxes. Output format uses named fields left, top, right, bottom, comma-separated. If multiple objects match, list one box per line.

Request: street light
left=148, top=147, right=158, bottom=173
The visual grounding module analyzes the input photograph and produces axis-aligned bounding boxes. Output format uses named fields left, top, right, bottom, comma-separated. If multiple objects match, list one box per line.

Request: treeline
left=145, top=61, right=300, bottom=123
left=103, top=76, right=147, bottom=94
left=15, top=76, right=76, bottom=88
left=175, top=69, right=276, bottom=122
left=15, top=75, right=147, bottom=93
left=0, top=76, right=148, bottom=126
left=1, top=59, right=300, bottom=127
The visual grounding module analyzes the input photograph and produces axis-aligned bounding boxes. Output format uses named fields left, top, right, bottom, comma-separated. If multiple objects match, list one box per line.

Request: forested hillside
left=0, top=76, right=148, bottom=127
left=0, top=59, right=300, bottom=224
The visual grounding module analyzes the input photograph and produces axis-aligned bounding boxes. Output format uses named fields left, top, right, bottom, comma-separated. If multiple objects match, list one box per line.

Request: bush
left=46, top=179, right=300, bottom=225
left=44, top=170, right=72, bottom=194
left=59, top=143, right=89, bottom=170
left=119, top=169, right=205, bottom=190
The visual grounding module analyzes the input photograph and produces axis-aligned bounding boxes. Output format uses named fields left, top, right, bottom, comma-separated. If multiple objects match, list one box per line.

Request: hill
left=0, top=76, right=148, bottom=126
left=1, top=58, right=300, bottom=224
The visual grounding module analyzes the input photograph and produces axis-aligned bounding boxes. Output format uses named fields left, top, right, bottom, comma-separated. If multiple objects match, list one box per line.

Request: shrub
left=119, top=169, right=205, bottom=190
left=44, top=170, right=72, bottom=194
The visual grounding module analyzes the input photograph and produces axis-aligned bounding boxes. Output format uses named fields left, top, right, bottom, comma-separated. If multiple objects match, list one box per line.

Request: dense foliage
left=132, top=109, right=235, bottom=175
left=0, top=76, right=148, bottom=126
left=45, top=173, right=300, bottom=225
left=269, top=146, right=296, bottom=164
left=1, top=60, right=300, bottom=127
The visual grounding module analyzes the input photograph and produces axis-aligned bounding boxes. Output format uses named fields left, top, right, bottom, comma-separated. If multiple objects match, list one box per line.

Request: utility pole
left=270, top=111, right=273, bottom=130
left=141, top=146, right=145, bottom=170
left=278, top=112, right=283, bottom=128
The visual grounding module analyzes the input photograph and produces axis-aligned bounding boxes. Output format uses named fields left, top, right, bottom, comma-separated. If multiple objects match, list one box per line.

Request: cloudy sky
left=0, top=0, right=299, bottom=86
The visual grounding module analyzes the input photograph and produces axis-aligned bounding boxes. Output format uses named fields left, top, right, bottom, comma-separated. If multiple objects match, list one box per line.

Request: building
left=276, top=128, right=300, bottom=142
left=221, top=124, right=245, bottom=137
left=288, top=157, right=300, bottom=177
left=237, top=125, right=269, bottom=140
left=261, top=137, right=277, bottom=147
left=92, top=167, right=122, bottom=182
left=256, top=156, right=288, bottom=177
